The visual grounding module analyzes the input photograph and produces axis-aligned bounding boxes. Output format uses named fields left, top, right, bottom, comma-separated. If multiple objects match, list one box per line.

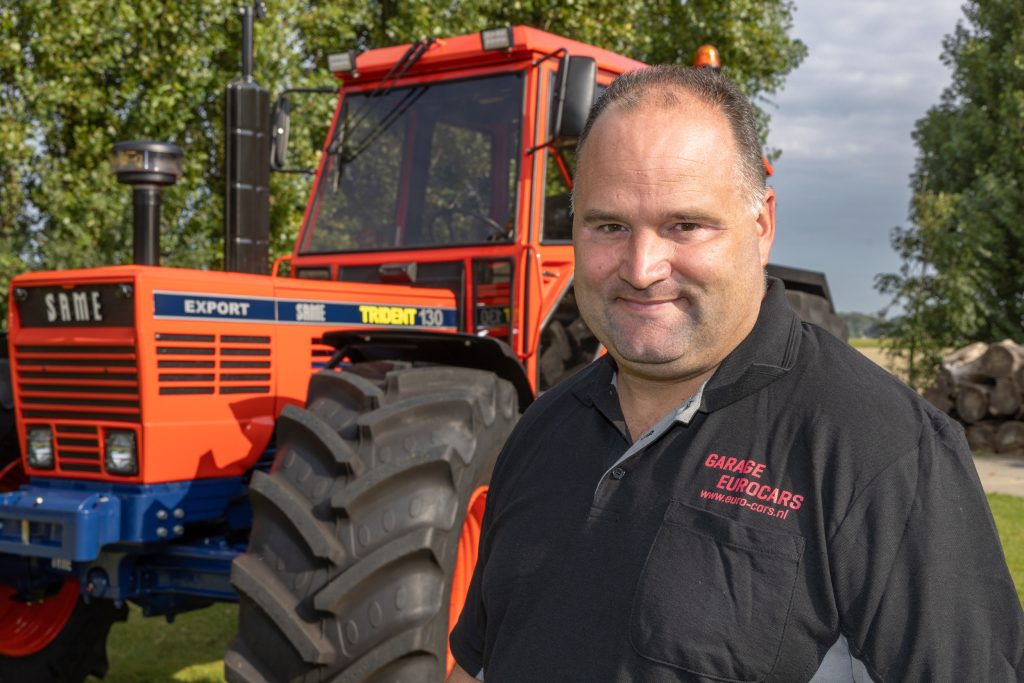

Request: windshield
left=300, top=72, right=524, bottom=254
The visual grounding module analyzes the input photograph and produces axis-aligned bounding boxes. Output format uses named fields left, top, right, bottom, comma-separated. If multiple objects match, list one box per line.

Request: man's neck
left=616, top=367, right=716, bottom=442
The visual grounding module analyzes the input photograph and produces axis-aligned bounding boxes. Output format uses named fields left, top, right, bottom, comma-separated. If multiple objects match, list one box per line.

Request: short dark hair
left=574, top=65, right=766, bottom=215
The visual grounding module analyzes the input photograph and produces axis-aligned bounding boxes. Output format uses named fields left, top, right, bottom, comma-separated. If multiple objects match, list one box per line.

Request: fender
left=322, top=329, right=534, bottom=410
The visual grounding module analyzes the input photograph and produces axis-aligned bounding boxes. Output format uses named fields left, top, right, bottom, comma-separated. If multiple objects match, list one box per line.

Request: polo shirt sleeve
left=828, top=418, right=1024, bottom=680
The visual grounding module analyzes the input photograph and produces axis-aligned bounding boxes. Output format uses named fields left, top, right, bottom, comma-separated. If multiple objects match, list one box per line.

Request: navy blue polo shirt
left=450, top=278, right=1023, bottom=682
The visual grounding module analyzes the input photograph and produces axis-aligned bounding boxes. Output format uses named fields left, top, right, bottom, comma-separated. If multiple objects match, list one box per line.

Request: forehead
left=576, top=98, right=738, bottom=189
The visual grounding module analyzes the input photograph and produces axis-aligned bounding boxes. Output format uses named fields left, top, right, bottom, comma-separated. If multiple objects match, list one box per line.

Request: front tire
left=0, top=581, right=127, bottom=683
left=226, top=363, right=518, bottom=682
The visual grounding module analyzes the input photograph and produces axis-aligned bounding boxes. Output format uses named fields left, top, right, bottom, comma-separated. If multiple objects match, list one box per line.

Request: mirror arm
left=531, top=47, right=568, bottom=68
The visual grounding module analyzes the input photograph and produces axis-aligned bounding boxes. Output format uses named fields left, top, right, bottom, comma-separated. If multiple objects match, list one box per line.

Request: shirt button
left=611, top=467, right=626, bottom=480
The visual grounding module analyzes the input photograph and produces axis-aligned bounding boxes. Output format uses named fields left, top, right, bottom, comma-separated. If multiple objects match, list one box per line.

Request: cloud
left=766, top=0, right=964, bottom=312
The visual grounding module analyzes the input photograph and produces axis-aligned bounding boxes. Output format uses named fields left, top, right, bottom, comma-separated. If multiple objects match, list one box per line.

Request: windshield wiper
left=329, top=38, right=435, bottom=172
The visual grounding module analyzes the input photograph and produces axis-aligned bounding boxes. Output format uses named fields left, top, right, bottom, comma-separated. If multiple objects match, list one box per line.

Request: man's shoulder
left=792, top=324, right=959, bottom=441
left=515, top=357, right=607, bottom=430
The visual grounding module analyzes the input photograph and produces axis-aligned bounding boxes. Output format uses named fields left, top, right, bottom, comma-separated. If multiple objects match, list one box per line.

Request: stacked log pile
left=925, top=340, right=1024, bottom=454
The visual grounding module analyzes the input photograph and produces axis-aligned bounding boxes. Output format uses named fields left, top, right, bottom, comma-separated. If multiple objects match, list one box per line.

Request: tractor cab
left=283, top=27, right=644, bottom=389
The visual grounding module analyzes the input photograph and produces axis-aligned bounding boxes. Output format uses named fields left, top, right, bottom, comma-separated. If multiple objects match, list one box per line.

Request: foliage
left=876, top=0, right=1024, bottom=388
left=839, top=312, right=882, bottom=339
left=1, top=0, right=806, bottom=327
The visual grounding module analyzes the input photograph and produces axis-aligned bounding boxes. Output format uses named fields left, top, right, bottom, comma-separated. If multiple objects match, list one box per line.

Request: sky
left=767, top=0, right=966, bottom=315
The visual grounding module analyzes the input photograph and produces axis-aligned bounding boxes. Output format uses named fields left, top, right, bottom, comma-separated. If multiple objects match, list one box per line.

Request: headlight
left=104, top=430, right=138, bottom=476
left=26, top=427, right=54, bottom=469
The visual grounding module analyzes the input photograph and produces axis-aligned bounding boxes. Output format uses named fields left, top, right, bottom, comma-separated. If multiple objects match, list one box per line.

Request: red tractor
left=0, top=19, right=844, bottom=683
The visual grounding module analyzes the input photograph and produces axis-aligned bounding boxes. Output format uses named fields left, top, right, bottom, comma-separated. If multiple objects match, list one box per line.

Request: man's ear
left=756, top=187, right=776, bottom=266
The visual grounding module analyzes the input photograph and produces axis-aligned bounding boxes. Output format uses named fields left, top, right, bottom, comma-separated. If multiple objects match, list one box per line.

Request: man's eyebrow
left=666, top=210, right=722, bottom=225
left=579, top=209, right=723, bottom=224
left=579, top=209, right=626, bottom=223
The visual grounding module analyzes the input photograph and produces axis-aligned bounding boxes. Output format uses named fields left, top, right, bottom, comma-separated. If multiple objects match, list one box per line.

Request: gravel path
left=974, top=455, right=1024, bottom=497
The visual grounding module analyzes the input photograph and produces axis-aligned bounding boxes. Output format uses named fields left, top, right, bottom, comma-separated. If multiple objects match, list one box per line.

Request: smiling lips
left=616, top=293, right=687, bottom=314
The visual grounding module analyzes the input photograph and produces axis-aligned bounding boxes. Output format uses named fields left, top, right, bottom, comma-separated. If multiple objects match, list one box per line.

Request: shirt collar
left=699, top=276, right=801, bottom=413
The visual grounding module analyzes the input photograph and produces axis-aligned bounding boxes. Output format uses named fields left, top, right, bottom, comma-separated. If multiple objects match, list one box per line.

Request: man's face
left=572, top=98, right=775, bottom=382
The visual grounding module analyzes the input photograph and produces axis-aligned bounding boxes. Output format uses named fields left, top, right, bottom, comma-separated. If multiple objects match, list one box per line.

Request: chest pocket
left=630, top=501, right=804, bottom=681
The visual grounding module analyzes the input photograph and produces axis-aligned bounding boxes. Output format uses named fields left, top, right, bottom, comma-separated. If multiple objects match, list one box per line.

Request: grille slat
left=220, top=386, right=270, bottom=394
left=60, top=462, right=102, bottom=473
left=19, top=371, right=138, bottom=381
left=57, top=437, right=99, bottom=447
left=17, top=359, right=137, bottom=368
left=16, top=345, right=134, bottom=355
left=20, top=396, right=140, bottom=408
left=56, top=425, right=97, bottom=435
left=21, top=383, right=139, bottom=395
left=57, top=449, right=101, bottom=461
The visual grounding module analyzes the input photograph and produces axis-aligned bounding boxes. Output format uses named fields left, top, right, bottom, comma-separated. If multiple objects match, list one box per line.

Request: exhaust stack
left=110, top=140, right=184, bottom=266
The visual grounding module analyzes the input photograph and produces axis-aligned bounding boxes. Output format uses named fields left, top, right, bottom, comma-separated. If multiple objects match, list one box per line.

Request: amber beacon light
left=693, top=44, right=722, bottom=69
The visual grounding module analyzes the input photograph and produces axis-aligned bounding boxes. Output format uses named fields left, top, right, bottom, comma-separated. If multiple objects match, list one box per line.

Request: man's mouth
left=616, top=296, right=681, bottom=313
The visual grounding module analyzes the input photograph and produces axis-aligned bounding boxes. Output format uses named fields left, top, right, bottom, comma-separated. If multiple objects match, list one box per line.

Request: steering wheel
left=428, top=206, right=508, bottom=243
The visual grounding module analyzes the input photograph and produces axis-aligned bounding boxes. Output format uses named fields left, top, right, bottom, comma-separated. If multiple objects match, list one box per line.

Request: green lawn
left=87, top=603, right=235, bottom=683
left=988, top=493, right=1024, bottom=606
left=92, top=494, right=1024, bottom=681
left=848, top=337, right=882, bottom=348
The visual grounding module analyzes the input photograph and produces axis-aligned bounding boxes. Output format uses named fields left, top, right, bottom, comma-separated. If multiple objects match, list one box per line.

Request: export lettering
left=184, top=299, right=251, bottom=316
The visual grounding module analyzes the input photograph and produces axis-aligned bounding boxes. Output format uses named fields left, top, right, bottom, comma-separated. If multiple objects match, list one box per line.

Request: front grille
left=13, top=343, right=139, bottom=474
left=14, top=344, right=140, bottom=423
left=156, top=333, right=271, bottom=395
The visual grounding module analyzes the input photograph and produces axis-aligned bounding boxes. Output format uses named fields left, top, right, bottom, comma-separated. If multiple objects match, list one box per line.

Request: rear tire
left=783, top=290, right=849, bottom=341
left=226, top=363, right=518, bottom=682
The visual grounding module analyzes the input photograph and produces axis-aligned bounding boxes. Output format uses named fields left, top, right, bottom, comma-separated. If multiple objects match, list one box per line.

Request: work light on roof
left=327, top=50, right=357, bottom=74
left=480, top=26, right=513, bottom=51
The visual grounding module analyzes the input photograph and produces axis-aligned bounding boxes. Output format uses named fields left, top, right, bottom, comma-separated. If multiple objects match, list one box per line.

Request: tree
left=876, top=0, right=1024, bottom=388
left=0, top=0, right=806, bottom=326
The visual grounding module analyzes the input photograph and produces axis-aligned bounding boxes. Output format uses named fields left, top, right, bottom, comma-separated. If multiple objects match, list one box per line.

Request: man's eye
left=597, top=223, right=627, bottom=233
left=671, top=222, right=701, bottom=232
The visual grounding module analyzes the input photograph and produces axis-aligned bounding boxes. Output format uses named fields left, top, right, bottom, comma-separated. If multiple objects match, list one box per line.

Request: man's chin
left=609, top=346, right=702, bottom=378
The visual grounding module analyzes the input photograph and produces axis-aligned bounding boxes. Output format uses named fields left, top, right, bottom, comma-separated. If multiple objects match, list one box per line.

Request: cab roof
left=335, top=25, right=646, bottom=83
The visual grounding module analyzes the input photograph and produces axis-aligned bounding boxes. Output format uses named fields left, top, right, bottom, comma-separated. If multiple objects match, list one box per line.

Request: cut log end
left=955, top=382, right=991, bottom=424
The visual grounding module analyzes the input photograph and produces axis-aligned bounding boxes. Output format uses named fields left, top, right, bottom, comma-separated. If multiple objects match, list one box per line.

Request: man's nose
left=618, top=230, right=672, bottom=289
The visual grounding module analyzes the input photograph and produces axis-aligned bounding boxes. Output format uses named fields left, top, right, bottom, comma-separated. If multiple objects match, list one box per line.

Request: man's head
left=574, top=65, right=767, bottom=217
left=571, top=65, right=776, bottom=384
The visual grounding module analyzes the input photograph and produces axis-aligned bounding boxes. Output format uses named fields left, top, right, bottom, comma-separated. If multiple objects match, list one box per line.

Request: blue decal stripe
left=153, top=292, right=457, bottom=329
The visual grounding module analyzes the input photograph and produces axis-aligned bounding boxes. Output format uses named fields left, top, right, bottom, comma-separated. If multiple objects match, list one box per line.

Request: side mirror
left=550, top=56, right=597, bottom=141
left=270, top=95, right=291, bottom=170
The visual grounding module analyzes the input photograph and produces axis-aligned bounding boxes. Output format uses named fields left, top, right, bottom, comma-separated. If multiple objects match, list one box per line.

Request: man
left=448, top=66, right=1023, bottom=681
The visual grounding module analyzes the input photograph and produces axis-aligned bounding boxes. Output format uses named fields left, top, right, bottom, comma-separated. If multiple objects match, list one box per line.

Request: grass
left=848, top=337, right=883, bottom=349
left=87, top=603, right=235, bottom=683
left=988, top=493, right=1024, bottom=607
left=92, top=495, right=1024, bottom=680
